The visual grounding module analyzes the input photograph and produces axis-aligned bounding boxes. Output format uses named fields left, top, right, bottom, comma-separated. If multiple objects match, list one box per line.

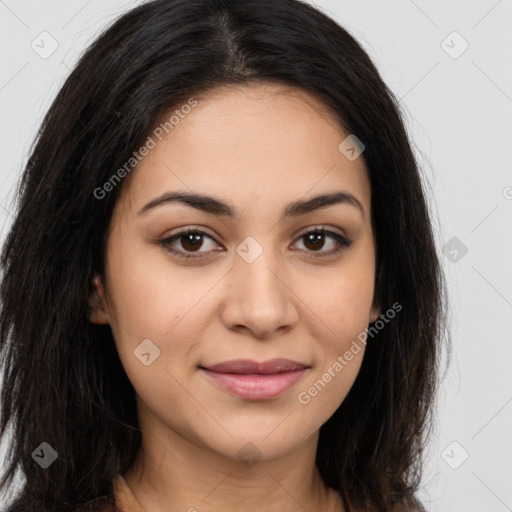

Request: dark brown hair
left=0, top=0, right=448, bottom=510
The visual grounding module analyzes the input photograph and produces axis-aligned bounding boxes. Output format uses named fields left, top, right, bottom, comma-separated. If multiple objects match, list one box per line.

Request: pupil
left=183, top=234, right=202, bottom=251
left=306, top=232, right=324, bottom=250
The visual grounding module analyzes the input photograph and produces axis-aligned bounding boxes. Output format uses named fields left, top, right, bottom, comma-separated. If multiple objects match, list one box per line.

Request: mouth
left=199, top=358, right=310, bottom=400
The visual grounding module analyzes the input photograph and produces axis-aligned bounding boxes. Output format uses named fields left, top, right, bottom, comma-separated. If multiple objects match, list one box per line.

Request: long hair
left=0, top=0, right=448, bottom=510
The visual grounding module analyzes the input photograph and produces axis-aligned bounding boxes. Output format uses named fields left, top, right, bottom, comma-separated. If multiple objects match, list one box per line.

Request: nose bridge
left=235, top=234, right=283, bottom=303
left=222, top=234, right=296, bottom=336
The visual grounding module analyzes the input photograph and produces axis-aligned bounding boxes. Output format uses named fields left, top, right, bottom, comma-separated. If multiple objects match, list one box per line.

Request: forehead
left=119, top=83, right=371, bottom=218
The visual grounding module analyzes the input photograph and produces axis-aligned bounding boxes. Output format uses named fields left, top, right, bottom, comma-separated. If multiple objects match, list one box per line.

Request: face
left=90, top=83, right=380, bottom=464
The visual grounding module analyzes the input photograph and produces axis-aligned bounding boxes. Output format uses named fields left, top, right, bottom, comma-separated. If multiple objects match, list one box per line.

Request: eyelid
left=294, top=224, right=346, bottom=239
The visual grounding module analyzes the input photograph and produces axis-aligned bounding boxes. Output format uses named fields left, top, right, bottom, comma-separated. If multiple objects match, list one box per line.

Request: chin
left=199, top=423, right=313, bottom=465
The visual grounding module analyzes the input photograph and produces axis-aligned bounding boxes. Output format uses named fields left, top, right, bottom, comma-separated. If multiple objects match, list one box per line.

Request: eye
left=291, top=227, right=352, bottom=258
left=159, top=226, right=352, bottom=260
left=159, top=227, right=221, bottom=260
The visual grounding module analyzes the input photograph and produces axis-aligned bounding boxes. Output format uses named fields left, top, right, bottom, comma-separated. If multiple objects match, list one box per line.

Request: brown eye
left=292, top=228, right=352, bottom=257
left=179, top=232, right=204, bottom=252
left=159, top=226, right=352, bottom=260
left=303, top=231, right=328, bottom=251
left=160, top=228, right=221, bottom=259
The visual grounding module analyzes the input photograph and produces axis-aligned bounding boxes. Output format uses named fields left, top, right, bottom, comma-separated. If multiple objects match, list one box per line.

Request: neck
left=122, top=404, right=342, bottom=512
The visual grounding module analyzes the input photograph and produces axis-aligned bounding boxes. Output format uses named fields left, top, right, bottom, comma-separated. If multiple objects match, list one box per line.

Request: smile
left=199, top=368, right=308, bottom=400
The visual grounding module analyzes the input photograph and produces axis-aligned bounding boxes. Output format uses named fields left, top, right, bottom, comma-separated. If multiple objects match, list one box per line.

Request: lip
left=199, top=358, right=310, bottom=400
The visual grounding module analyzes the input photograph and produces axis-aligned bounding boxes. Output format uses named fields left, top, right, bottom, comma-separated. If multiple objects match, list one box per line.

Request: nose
left=219, top=242, right=298, bottom=339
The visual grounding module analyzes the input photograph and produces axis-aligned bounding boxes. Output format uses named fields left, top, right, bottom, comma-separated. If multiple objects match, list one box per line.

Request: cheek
left=105, top=234, right=204, bottom=336
left=305, top=283, right=370, bottom=386
left=304, top=263, right=375, bottom=349
left=296, top=253, right=375, bottom=409
left=295, top=277, right=371, bottom=423
left=103, top=239, right=216, bottom=392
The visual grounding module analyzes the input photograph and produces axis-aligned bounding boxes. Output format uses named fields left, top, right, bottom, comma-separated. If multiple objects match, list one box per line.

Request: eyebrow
left=137, top=190, right=365, bottom=220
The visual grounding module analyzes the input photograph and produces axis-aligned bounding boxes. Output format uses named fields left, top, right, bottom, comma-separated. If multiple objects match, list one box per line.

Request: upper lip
left=200, top=358, right=309, bottom=374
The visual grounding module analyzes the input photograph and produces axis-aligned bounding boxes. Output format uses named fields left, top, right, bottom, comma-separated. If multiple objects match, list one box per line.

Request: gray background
left=1, top=1, right=511, bottom=510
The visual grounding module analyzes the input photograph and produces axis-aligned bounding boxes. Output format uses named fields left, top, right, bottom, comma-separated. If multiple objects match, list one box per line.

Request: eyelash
left=159, top=226, right=353, bottom=260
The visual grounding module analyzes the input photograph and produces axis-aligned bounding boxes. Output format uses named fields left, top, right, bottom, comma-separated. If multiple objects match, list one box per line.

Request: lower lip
left=200, top=368, right=308, bottom=400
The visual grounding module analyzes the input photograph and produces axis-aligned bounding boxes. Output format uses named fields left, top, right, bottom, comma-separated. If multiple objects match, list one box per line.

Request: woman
left=0, top=0, right=448, bottom=510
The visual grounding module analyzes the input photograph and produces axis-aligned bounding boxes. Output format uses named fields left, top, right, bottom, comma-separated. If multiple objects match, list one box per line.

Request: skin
left=90, top=83, right=380, bottom=512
